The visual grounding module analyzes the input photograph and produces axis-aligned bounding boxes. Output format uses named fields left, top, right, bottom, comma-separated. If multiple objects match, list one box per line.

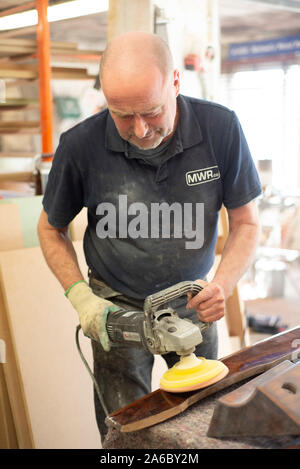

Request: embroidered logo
left=186, top=166, right=220, bottom=186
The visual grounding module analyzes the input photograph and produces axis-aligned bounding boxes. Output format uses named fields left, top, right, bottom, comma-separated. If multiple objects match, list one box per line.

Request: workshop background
left=0, top=0, right=299, bottom=449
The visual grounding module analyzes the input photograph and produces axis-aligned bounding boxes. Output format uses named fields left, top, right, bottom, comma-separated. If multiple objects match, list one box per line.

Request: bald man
left=38, top=31, right=261, bottom=442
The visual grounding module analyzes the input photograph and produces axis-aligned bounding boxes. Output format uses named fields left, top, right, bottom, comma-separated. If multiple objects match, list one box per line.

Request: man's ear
left=173, top=69, right=180, bottom=97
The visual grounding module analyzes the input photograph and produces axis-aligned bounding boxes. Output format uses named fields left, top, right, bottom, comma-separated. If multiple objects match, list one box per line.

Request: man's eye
left=144, top=112, right=160, bottom=118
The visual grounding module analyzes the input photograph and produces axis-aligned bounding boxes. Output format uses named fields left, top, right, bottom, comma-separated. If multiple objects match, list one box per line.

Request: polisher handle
left=185, top=285, right=212, bottom=333
left=144, top=280, right=203, bottom=313
left=143, top=281, right=212, bottom=338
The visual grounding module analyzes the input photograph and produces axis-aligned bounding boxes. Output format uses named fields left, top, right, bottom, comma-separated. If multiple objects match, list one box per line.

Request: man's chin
left=130, top=136, right=164, bottom=150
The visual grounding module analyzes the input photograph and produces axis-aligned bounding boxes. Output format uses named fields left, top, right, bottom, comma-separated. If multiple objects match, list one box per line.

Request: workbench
left=103, top=378, right=299, bottom=449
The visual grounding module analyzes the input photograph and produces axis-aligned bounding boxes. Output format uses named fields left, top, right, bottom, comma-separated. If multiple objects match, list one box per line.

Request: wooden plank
left=0, top=68, right=37, bottom=80
left=0, top=45, right=37, bottom=56
left=0, top=53, right=36, bottom=62
left=0, top=26, right=37, bottom=40
left=0, top=98, right=39, bottom=110
left=0, top=128, right=40, bottom=134
left=215, top=205, right=248, bottom=346
left=215, top=205, right=228, bottom=255
left=0, top=172, right=33, bottom=182
left=5, top=79, right=37, bottom=88
left=0, top=196, right=42, bottom=248
left=51, top=67, right=96, bottom=80
left=69, top=207, right=88, bottom=241
left=0, top=39, right=101, bottom=61
left=0, top=105, right=39, bottom=112
left=0, top=152, right=36, bottom=158
left=0, top=62, right=37, bottom=71
left=105, top=327, right=300, bottom=433
left=225, top=286, right=249, bottom=344
left=0, top=46, right=101, bottom=58
left=49, top=41, right=78, bottom=51
left=0, top=364, right=18, bottom=448
left=0, top=202, right=31, bottom=448
left=47, top=54, right=101, bottom=64
left=0, top=121, right=40, bottom=128
left=0, top=243, right=100, bottom=448
left=0, top=121, right=40, bottom=135
left=0, top=276, right=34, bottom=448
left=0, top=181, right=33, bottom=195
left=0, top=62, right=96, bottom=80
left=50, top=49, right=102, bottom=58
left=0, top=38, right=78, bottom=50
left=0, top=203, right=23, bottom=250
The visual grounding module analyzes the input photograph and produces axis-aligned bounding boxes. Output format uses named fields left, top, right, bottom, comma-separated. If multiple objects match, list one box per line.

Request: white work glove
left=65, top=280, right=119, bottom=351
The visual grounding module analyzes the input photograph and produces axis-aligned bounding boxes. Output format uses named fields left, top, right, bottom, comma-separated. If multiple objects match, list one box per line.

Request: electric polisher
left=105, top=281, right=229, bottom=392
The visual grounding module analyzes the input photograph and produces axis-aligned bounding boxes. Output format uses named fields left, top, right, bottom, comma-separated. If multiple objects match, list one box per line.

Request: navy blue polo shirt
left=43, top=94, right=262, bottom=299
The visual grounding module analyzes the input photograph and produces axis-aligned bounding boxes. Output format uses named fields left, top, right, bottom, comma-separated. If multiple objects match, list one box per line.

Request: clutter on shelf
left=240, top=186, right=300, bottom=300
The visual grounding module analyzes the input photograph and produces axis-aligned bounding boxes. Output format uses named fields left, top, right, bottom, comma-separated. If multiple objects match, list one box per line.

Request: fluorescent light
left=0, top=10, right=37, bottom=30
left=0, top=0, right=109, bottom=31
left=48, top=0, right=109, bottom=22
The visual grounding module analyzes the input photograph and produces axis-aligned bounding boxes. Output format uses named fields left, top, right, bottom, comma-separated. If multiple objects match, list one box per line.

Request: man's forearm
left=37, top=210, right=116, bottom=349
left=38, top=220, right=84, bottom=291
left=185, top=202, right=260, bottom=322
left=213, top=221, right=260, bottom=300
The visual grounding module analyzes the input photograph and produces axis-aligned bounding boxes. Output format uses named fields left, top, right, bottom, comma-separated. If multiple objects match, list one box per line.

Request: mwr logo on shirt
left=186, top=166, right=220, bottom=186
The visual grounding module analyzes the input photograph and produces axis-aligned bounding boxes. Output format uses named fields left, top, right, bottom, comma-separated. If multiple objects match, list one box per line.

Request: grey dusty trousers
left=89, top=274, right=218, bottom=442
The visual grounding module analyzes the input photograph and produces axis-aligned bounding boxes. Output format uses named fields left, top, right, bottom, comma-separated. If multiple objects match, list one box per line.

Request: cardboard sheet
left=0, top=203, right=23, bottom=250
left=0, top=242, right=100, bottom=449
left=70, top=207, right=87, bottom=241
left=0, top=196, right=43, bottom=249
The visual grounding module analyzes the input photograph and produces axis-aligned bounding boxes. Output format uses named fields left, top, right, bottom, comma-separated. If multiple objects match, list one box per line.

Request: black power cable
left=75, top=325, right=109, bottom=417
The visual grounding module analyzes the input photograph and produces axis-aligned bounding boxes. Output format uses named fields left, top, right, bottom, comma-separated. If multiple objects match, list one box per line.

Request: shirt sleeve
left=42, top=132, right=84, bottom=228
left=222, top=111, right=262, bottom=209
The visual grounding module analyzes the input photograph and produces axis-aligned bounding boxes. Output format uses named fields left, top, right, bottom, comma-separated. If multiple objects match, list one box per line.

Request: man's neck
left=159, top=103, right=180, bottom=147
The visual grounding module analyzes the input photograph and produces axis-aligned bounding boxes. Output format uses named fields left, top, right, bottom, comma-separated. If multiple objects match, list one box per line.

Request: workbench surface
left=103, top=379, right=299, bottom=449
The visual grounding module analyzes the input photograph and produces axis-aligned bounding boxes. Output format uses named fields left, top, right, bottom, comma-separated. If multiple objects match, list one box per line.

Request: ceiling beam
left=0, top=2, right=36, bottom=18
left=243, top=0, right=300, bottom=13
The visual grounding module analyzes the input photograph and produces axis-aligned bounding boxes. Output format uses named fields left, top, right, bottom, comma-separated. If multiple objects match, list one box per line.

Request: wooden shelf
left=0, top=38, right=102, bottom=62
left=51, top=66, right=97, bottom=80
left=0, top=171, right=33, bottom=182
left=0, top=99, right=39, bottom=111
left=0, top=2, right=97, bottom=192
left=0, top=152, right=37, bottom=158
left=0, top=62, right=97, bottom=80
left=0, top=38, right=78, bottom=50
left=0, top=121, right=40, bottom=134
left=0, top=63, right=37, bottom=79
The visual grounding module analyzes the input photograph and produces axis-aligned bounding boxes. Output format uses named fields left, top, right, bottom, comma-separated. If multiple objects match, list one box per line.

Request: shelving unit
left=0, top=0, right=101, bottom=195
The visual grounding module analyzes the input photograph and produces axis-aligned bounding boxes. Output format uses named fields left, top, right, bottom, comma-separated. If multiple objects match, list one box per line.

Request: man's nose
left=133, top=115, right=149, bottom=138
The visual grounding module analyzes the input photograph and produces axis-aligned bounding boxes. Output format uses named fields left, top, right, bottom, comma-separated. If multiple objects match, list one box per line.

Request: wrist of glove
left=66, top=280, right=118, bottom=351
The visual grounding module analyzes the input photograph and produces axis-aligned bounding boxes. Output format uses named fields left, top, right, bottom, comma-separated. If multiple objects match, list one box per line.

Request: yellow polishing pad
left=160, top=354, right=229, bottom=393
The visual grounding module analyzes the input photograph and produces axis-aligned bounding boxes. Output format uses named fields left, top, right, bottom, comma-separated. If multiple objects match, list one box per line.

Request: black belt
left=88, top=269, right=144, bottom=309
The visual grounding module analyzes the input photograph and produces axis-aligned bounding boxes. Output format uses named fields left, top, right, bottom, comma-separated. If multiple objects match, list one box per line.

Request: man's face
left=102, top=68, right=180, bottom=150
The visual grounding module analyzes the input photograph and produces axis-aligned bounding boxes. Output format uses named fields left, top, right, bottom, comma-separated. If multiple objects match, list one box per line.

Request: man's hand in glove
left=65, top=280, right=119, bottom=351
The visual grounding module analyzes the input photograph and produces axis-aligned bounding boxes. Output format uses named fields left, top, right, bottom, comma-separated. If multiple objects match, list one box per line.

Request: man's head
left=100, top=31, right=180, bottom=150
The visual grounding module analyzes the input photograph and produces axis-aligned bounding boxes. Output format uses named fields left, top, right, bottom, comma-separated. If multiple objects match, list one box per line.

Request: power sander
left=104, top=281, right=229, bottom=392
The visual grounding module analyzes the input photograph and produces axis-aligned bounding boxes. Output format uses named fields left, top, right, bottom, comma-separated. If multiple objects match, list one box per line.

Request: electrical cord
left=75, top=325, right=109, bottom=417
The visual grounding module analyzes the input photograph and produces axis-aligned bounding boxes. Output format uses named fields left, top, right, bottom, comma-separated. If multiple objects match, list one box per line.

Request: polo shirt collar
left=177, top=94, right=203, bottom=148
left=105, top=112, right=126, bottom=152
left=105, top=94, right=203, bottom=153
